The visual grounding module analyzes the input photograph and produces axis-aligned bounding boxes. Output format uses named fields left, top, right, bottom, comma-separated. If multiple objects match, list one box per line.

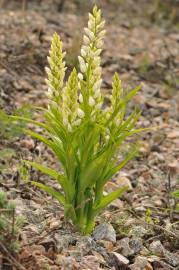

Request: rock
left=54, top=234, right=73, bottom=252
left=167, top=130, right=179, bottom=139
left=116, top=237, right=134, bottom=257
left=20, top=138, right=35, bottom=150
left=76, top=236, right=95, bottom=256
left=149, top=241, right=179, bottom=267
left=93, top=223, right=116, bottom=243
left=97, top=240, right=114, bottom=251
left=151, top=259, right=173, bottom=270
left=129, top=256, right=153, bottom=270
left=164, top=250, right=179, bottom=267
left=110, top=252, right=129, bottom=268
left=129, top=226, right=147, bottom=238
left=55, top=255, right=79, bottom=269
left=115, top=176, right=133, bottom=191
left=80, top=255, right=102, bottom=269
left=149, top=241, right=164, bottom=256
left=129, top=237, right=143, bottom=254
left=109, top=198, right=124, bottom=209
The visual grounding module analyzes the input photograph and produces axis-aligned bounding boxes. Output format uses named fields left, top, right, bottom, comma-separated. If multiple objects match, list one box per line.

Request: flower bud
left=89, top=96, right=95, bottom=106
left=73, top=119, right=81, bottom=126
left=78, top=73, right=83, bottom=80
left=98, top=30, right=106, bottom=38
left=83, top=35, right=90, bottom=45
left=77, top=108, right=85, bottom=118
left=79, top=93, right=83, bottom=103
left=81, top=48, right=86, bottom=57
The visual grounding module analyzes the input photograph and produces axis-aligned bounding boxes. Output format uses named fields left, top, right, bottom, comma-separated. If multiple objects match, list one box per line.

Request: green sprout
left=13, top=6, right=149, bottom=234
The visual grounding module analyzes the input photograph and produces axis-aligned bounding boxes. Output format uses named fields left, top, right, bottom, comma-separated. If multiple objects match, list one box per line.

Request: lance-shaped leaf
left=32, top=181, right=66, bottom=205
left=93, top=186, right=128, bottom=215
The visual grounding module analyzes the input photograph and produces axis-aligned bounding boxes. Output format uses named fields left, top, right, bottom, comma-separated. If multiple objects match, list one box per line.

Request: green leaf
left=24, top=161, right=59, bottom=180
left=25, top=130, right=52, bottom=146
left=94, top=186, right=128, bottom=214
left=10, top=115, right=51, bottom=132
left=32, top=181, right=65, bottom=205
left=106, top=146, right=138, bottom=179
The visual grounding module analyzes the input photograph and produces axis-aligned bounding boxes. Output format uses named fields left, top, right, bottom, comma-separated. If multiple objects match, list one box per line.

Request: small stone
left=129, top=237, right=143, bottom=254
left=110, top=252, right=129, bottom=267
left=115, top=176, right=133, bottom=191
left=129, top=226, right=147, bottom=238
left=116, top=237, right=134, bottom=257
left=93, top=223, right=116, bottom=243
left=97, top=240, right=114, bottom=251
left=129, top=256, right=153, bottom=270
left=109, top=198, right=124, bottom=209
left=164, top=250, right=179, bottom=267
left=154, top=199, right=162, bottom=207
left=54, top=234, right=73, bottom=252
left=149, top=241, right=164, bottom=256
left=76, top=236, right=95, bottom=256
left=167, top=130, right=179, bottom=139
left=20, top=138, right=35, bottom=150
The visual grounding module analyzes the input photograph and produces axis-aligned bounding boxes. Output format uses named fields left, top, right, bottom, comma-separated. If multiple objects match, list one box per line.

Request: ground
left=0, top=0, right=179, bottom=269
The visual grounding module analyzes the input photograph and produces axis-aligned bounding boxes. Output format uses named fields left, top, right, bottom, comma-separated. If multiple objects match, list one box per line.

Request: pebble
left=129, top=237, right=143, bottom=254
left=116, top=237, right=134, bottom=257
left=164, top=250, right=179, bottom=267
left=110, top=252, right=129, bottom=266
left=93, top=223, right=116, bottom=243
left=149, top=240, right=164, bottom=256
left=129, top=226, right=147, bottom=238
left=115, top=176, right=133, bottom=191
left=129, top=256, right=153, bottom=270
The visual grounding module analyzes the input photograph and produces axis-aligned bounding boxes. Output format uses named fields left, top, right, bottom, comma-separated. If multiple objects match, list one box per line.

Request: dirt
left=0, top=0, right=179, bottom=269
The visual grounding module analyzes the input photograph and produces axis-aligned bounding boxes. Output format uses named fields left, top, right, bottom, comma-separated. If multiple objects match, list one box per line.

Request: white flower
left=97, top=20, right=105, bottom=30
left=94, top=79, right=102, bottom=91
left=78, top=73, right=83, bottom=80
left=89, top=96, right=95, bottom=106
left=94, top=89, right=101, bottom=99
left=96, top=102, right=102, bottom=109
left=83, top=35, right=90, bottom=45
left=78, top=82, right=81, bottom=89
left=115, top=118, right=120, bottom=126
left=73, top=119, right=81, bottom=126
left=80, top=62, right=87, bottom=73
left=93, top=56, right=100, bottom=66
left=78, top=56, right=85, bottom=65
left=84, top=28, right=95, bottom=40
left=67, top=124, right=72, bottom=132
left=106, top=135, right=110, bottom=141
left=47, top=56, right=51, bottom=64
left=93, top=66, right=102, bottom=75
left=45, top=67, right=51, bottom=75
left=77, top=108, right=85, bottom=118
left=94, top=49, right=102, bottom=56
left=81, top=48, right=86, bottom=57
left=98, top=30, right=106, bottom=38
left=79, top=93, right=83, bottom=103
left=88, top=19, right=95, bottom=30
left=63, top=117, right=68, bottom=126
left=96, top=40, right=104, bottom=49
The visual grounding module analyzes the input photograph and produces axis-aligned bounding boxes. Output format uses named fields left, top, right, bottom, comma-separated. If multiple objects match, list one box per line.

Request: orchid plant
left=14, top=6, right=147, bottom=234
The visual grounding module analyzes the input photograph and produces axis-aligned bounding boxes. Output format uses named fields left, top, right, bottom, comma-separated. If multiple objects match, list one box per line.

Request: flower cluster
left=45, top=32, right=66, bottom=103
left=107, top=72, right=124, bottom=126
left=78, top=6, right=106, bottom=119
left=62, top=68, right=80, bottom=131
